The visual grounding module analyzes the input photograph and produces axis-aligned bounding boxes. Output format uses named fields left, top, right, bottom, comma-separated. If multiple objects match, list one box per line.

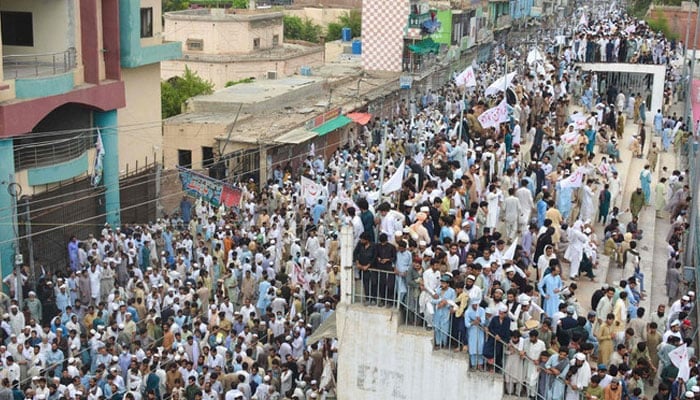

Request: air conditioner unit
left=267, top=71, right=277, bottom=79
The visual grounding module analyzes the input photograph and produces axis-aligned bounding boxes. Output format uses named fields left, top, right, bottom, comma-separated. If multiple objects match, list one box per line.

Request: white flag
left=455, top=66, right=476, bottom=87
left=301, top=176, right=322, bottom=207
left=381, top=160, right=405, bottom=194
left=502, top=240, right=518, bottom=261
left=91, top=130, right=106, bottom=187
left=559, top=170, right=585, bottom=189
left=670, top=343, right=691, bottom=381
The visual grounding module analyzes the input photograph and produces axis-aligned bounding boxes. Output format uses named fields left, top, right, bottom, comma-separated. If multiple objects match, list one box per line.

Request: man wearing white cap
left=663, top=320, right=683, bottom=343
left=25, top=291, right=42, bottom=322
left=566, top=353, right=591, bottom=400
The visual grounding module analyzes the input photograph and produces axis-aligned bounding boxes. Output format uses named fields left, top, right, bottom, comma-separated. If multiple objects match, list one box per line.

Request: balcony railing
left=348, top=268, right=574, bottom=400
left=14, top=130, right=93, bottom=171
left=2, top=48, right=77, bottom=79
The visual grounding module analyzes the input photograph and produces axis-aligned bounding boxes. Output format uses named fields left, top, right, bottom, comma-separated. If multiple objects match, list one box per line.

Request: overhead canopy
left=312, top=115, right=352, bottom=136
left=408, top=38, right=440, bottom=54
left=275, top=127, right=317, bottom=144
left=306, top=312, right=337, bottom=344
left=347, top=112, right=372, bottom=125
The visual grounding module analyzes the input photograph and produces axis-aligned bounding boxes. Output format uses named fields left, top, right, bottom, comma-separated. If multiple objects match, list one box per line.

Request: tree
left=647, top=15, right=678, bottom=40
left=163, top=0, right=190, bottom=12
left=231, top=0, right=248, bottom=8
left=161, top=67, right=214, bottom=118
left=338, top=9, right=361, bottom=38
left=325, top=10, right=361, bottom=41
left=283, top=15, right=322, bottom=43
left=326, top=22, right=343, bottom=41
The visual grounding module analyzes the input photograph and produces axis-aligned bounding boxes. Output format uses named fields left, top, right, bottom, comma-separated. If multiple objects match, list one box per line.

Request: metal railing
left=350, top=268, right=576, bottom=400
left=14, top=130, right=93, bottom=170
left=2, top=48, right=77, bottom=79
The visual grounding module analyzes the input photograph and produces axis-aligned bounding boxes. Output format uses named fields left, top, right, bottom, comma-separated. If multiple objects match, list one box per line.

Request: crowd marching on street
left=0, top=3, right=698, bottom=400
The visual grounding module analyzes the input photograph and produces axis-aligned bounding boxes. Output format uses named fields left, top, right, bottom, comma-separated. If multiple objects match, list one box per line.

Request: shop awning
left=408, top=38, right=440, bottom=54
left=275, top=127, right=317, bottom=144
left=347, top=112, right=372, bottom=125
left=312, top=115, right=352, bottom=136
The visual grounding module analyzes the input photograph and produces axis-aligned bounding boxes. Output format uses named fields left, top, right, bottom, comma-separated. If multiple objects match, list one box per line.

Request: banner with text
left=178, top=166, right=242, bottom=208
left=477, top=100, right=509, bottom=129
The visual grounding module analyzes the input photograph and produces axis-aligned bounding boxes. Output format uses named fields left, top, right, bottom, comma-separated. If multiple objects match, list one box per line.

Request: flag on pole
left=670, top=343, right=691, bottom=381
left=381, top=160, right=405, bottom=194
left=455, top=66, right=477, bottom=87
left=91, top=130, right=105, bottom=187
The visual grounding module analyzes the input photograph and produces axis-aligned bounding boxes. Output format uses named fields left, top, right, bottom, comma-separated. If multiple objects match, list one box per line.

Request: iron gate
left=17, top=177, right=103, bottom=275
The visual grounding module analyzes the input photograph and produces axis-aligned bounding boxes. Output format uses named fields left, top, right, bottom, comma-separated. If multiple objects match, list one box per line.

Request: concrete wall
left=285, top=7, right=353, bottom=31
left=118, top=63, right=162, bottom=173
left=140, top=0, right=164, bottom=48
left=335, top=303, right=504, bottom=400
left=161, top=49, right=324, bottom=89
left=1, top=0, right=73, bottom=55
left=293, top=0, right=362, bottom=8
left=162, top=120, right=245, bottom=169
left=164, top=11, right=284, bottom=55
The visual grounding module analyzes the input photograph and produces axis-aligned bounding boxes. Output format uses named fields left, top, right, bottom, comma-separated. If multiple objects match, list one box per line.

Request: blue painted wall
left=27, top=152, right=88, bottom=186
left=0, top=140, right=17, bottom=279
left=94, top=110, right=121, bottom=226
left=14, top=72, right=75, bottom=99
left=119, top=0, right=181, bottom=68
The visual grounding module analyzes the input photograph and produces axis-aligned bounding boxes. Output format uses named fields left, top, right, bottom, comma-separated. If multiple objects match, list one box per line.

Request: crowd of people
left=0, top=5, right=697, bottom=400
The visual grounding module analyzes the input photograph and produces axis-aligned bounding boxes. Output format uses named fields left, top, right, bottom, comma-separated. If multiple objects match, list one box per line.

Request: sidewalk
left=562, top=105, right=660, bottom=317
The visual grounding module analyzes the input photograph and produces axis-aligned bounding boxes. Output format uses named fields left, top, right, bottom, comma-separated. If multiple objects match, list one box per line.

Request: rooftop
left=164, top=8, right=284, bottom=22
left=166, top=64, right=399, bottom=145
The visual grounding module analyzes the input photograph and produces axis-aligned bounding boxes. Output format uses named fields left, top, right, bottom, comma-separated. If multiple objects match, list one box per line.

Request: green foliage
left=283, top=15, right=322, bottom=43
left=326, top=22, right=343, bottom=41
left=325, top=10, right=362, bottom=41
left=231, top=0, right=248, bottom=9
left=161, top=67, right=214, bottom=118
left=646, top=14, right=678, bottom=40
left=338, top=9, right=361, bottom=38
left=224, top=77, right=255, bottom=87
left=628, top=0, right=651, bottom=18
left=163, top=0, right=190, bottom=12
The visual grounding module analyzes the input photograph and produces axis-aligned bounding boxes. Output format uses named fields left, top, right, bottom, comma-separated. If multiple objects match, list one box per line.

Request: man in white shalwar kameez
left=523, top=330, right=546, bottom=398
left=566, top=353, right=591, bottom=400
left=565, top=221, right=589, bottom=280
left=419, top=262, right=441, bottom=328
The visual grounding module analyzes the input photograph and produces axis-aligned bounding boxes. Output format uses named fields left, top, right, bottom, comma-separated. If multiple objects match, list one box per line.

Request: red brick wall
left=649, top=8, right=700, bottom=49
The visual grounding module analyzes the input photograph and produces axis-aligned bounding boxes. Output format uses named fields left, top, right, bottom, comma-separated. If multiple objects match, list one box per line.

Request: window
left=178, top=149, right=192, bottom=169
left=1, top=11, right=34, bottom=46
left=186, top=39, right=203, bottom=51
left=140, top=7, right=153, bottom=38
left=202, top=146, right=214, bottom=169
left=253, top=38, right=260, bottom=50
left=272, top=34, right=279, bottom=47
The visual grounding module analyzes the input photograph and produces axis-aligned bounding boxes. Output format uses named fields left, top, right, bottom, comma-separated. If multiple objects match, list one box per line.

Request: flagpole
left=377, top=125, right=389, bottom=202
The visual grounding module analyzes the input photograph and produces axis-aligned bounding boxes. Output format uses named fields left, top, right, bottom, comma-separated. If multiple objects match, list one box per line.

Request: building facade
left=161, top=8, right=324, bottom=89
left=0, top=0, right=180, bottom=276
